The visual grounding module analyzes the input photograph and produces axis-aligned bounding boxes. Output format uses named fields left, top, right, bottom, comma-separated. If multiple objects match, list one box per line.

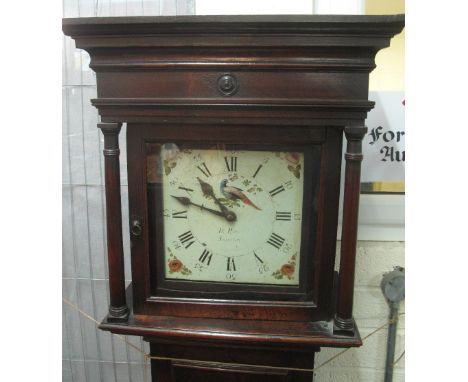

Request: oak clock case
left=62, top=14, right=405, bottom=382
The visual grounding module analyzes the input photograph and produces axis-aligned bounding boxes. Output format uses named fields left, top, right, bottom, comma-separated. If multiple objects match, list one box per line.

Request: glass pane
left=147, top=143, right=306, bottom=286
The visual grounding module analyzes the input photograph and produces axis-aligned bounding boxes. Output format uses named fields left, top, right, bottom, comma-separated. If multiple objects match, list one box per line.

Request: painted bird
left=220, top=179, right=261, bottom=210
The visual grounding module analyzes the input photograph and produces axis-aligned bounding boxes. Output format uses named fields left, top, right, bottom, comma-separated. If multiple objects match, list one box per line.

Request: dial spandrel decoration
left=157, top=145, right=304, bottom=286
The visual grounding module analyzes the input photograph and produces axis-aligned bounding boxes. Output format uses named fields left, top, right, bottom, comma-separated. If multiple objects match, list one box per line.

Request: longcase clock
left=63, top=15, right=405, bottom=381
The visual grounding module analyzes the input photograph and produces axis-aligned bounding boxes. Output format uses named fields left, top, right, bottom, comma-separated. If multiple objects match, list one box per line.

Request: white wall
left=196, top=0, right=314, bottom=14
left=313, top=0, right=364, bottom=14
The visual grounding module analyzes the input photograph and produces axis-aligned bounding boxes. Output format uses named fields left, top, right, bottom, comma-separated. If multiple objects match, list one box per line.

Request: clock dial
left=160, top=146, right=304, bottom=285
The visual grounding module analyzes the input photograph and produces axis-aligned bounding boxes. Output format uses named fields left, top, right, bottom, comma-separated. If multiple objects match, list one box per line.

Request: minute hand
left=171, top=195, right=234, bottom=220
left=196, top=177, right=237, bottom=222
left=171, top=195, right=225, bottom=217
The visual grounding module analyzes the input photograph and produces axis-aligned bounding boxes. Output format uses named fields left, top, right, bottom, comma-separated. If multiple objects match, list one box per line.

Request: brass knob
left=131, top=220, right=142, bottom=237
left=217, top=74, right=238, bottom=96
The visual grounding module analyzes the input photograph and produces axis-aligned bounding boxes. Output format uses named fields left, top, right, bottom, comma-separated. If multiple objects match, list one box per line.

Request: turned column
left=99, top=122, right=129, bottom=322
left=334, top=126, right=367, bottom=335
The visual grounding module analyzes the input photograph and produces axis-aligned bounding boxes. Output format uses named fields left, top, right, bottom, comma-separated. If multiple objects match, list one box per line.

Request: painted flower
left=280, top=264, right=295, bottom=276
left=285, top=152, right=301, bottom=165
left=168, top=259, right=183, bottom=272
left=161, top=143, right=180, bottom=162
left=288, top=164, right=301, bottom=179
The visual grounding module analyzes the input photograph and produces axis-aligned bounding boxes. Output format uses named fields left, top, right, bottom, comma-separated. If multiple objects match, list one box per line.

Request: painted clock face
left=159, top=145, right=304, bottom=285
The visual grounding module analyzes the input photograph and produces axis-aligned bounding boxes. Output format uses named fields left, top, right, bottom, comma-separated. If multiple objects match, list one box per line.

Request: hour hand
left=171, top=195, right=233, bottom=220
left=197, top=177, right=215, bottom=198
left=196, top=177, right=236, bottom=222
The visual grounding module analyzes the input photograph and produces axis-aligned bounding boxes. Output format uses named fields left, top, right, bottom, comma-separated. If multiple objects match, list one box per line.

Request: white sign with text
left=361, top=91, right=405, bottom=183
